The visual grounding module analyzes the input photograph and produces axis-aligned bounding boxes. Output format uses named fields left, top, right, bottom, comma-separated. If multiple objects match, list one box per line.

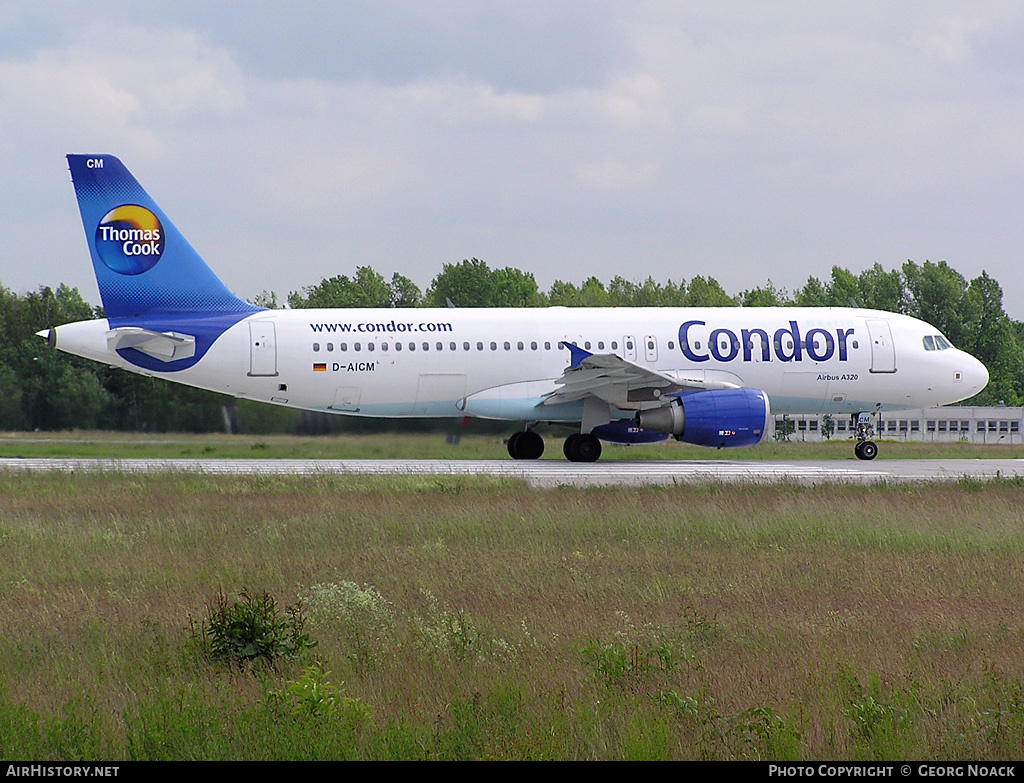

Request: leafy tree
left=251, top=290, right=281, bottom=309
left=607, top=276, right=682, bottom=307
left=739, top=280, right=791, bottom=307
left=288, top=266, right=392, bottom=309
left=685, top=276, right=735, bottom=306
left=794, top=275, right=830, bottom=307
left=901, top=260, right=978, bottom=348
left=547, top=278, right=612, bottom=307
left=425, top=258, right=495, bottom=307
left=425, top=258, right=543, bottom=307
left=856, top=263, right=904, bottom=312
left=388, top=273, right=422, bottom=308
left=491, top=266, right=545, bottom=307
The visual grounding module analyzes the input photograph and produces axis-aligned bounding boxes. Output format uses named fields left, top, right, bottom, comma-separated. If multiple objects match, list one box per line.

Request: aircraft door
left=248, top=321, right=278, bottom=377
left=866, top=319, right=896, bottom=373
left=643, top=335, right=658, bottom=363
left=623, top=335, right=637, bottom=361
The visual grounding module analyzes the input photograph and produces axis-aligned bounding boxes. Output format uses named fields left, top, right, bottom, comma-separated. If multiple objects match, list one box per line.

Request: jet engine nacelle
left=635, top=387, right=769, bottom=448
left=590, top=419, right=670, bottom=444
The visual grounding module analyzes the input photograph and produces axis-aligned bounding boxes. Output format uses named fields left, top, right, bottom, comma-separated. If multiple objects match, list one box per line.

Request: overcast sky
left=2, top=2, right=1023, bottom=316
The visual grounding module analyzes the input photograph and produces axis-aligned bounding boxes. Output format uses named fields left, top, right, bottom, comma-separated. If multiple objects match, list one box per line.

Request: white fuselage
left=51, top=306, right=990, bottom=424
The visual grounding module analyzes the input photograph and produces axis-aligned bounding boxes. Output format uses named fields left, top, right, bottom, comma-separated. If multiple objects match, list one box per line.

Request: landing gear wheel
left=507, top=430, right=544, bottom=460
left=563, top=433, right=578, bottom=461
left=564, top=433, right=602, bottom=463
left=855, top=440, right=878, bottom=461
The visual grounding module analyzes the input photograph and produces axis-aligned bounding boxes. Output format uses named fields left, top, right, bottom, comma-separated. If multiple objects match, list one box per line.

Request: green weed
left=195, top=589, right=316, bottom=668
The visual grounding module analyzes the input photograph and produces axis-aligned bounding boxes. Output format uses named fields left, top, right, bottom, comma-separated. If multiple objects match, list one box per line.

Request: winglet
left=563, top=341, right=592, bottom=369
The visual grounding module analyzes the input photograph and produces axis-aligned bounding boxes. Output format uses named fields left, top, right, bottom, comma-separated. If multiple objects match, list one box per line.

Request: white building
left=774, top=407, right=1024, bottom=445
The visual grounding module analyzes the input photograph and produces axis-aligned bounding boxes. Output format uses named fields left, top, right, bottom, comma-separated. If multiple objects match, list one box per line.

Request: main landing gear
left=506, top=430, right=603, bottom=462
left=563, top=433, right=602, bottom=463
left=506, top=430, right=544, bottom=460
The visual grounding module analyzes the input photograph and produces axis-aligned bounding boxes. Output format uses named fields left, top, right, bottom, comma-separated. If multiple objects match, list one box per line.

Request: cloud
left=2, top=4, right=1024, bottom=315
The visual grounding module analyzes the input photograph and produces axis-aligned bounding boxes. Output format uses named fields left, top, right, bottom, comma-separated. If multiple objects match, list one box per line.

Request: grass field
left=1, top=465, right=1022, bottom=760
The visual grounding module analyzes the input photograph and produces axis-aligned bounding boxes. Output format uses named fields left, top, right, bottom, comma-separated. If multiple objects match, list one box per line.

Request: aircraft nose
left=964, top=353, right=989, bottom=394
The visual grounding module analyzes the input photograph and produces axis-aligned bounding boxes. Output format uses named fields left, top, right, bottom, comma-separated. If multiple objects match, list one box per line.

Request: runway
left=3, top=457, right=1024, bottom=487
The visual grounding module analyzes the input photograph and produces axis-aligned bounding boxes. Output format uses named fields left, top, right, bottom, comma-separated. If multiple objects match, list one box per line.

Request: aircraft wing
left=543, top=342, right=737, bottom=408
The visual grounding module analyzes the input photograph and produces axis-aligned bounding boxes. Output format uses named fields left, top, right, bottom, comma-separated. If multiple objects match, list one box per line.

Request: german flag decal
left=313, top=363, right=327, bottom=372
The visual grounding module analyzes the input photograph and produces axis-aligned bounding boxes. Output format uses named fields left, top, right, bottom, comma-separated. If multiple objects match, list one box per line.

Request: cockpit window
left=923, top=334, right=952, bottom=351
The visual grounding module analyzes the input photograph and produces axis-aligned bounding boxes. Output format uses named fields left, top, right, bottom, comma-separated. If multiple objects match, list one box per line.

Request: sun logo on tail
left=95, top=204, right=164, bottom=275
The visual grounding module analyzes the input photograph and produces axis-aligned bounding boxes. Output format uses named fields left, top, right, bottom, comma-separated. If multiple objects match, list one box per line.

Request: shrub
left=197, top=589, right=316, bottom=668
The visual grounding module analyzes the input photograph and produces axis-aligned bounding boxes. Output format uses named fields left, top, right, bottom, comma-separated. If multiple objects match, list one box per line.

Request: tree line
left=2, top=259, right=1021, bottom=433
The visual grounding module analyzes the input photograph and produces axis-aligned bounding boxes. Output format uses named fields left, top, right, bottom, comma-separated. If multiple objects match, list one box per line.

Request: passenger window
left=313, top=342, right=320, bottom=352
left=327, top=342, right=334, bottom=352
left=354, top=343, right=361, bottom=351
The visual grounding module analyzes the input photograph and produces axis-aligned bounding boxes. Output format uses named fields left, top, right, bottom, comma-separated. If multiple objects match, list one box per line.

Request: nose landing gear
left=853, top=408, right=880, bottom=461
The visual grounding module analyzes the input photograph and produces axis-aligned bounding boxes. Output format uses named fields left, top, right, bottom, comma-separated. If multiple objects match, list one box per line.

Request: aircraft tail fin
left=66, top=154, right=260, bottom=319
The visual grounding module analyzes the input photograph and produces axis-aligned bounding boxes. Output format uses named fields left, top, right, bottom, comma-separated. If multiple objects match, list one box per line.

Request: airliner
left=41, top=154, right=989, bottom=461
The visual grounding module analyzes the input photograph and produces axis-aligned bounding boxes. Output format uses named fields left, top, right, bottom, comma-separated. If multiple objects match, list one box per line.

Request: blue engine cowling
left=590, top=419, right=670, bottom=444
left=635, top=387, right=769, bottom=448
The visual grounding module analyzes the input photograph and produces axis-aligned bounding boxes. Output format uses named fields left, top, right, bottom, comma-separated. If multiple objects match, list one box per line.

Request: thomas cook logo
left=95, top=205, right=164, bottom=275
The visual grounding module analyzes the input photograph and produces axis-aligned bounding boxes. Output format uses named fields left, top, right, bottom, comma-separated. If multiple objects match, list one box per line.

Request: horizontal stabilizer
left=106, top=327, right=196, bottom=362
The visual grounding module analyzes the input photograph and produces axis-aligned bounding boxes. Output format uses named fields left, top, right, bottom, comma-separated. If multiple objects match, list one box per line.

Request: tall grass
left=1, top=472, right=1022, bottom=759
